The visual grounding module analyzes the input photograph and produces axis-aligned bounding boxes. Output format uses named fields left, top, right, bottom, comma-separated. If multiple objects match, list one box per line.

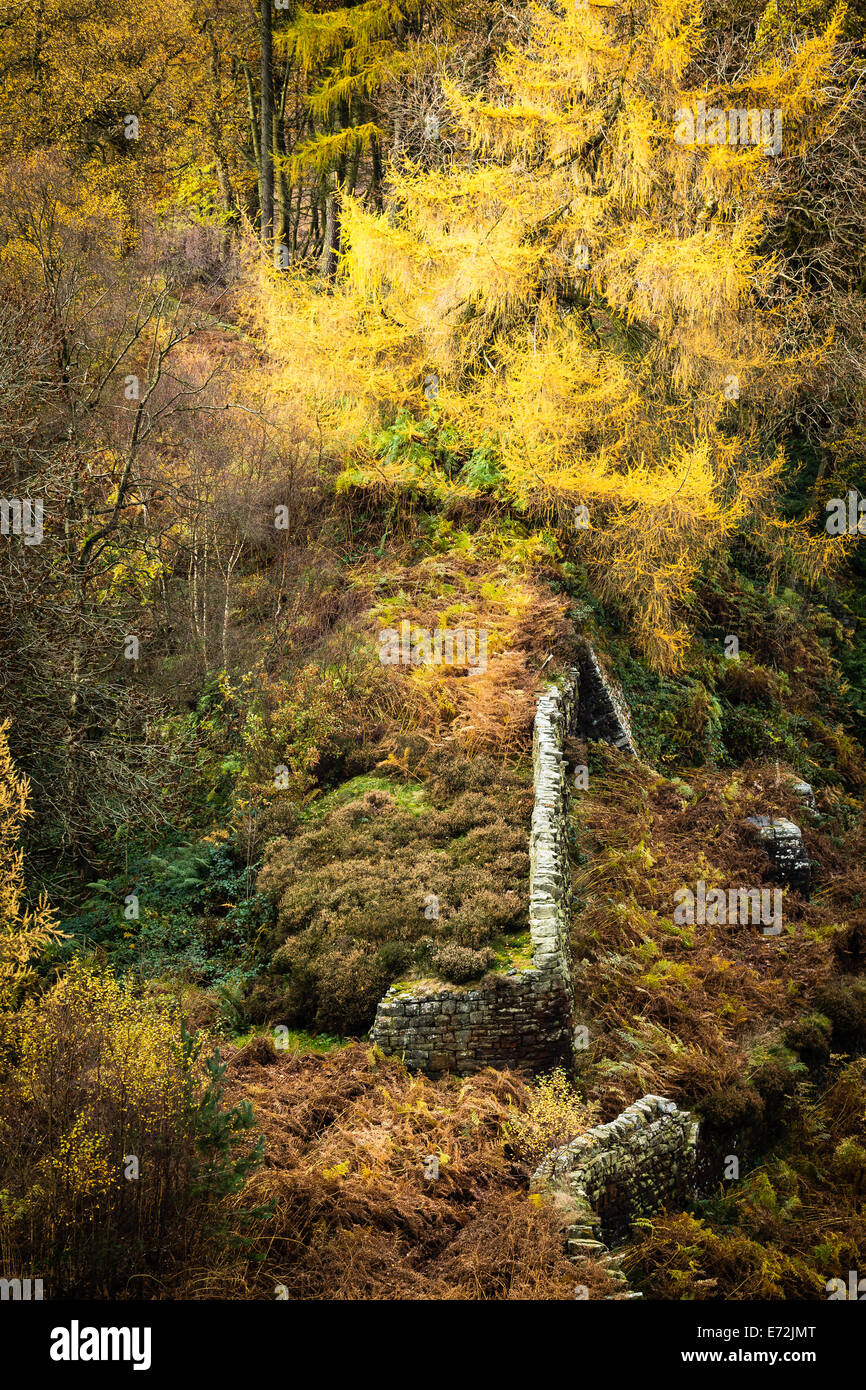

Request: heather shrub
left=264, top=936, right=391, bottom=1036
left=814, top=981, right=866, bottom=1053
left=434, top=943, right=495, bottom=984
left=250, top=756, right=532, bottom=1033
left=696, top=1084, right=765, bottom=1141
left=782, top=1015, right=832, bottom=1069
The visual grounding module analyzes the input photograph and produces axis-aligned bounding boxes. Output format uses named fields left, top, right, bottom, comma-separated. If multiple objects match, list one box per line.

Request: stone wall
left=575, top=641, right=638, bottom=756
left=369, top=669, right=580, bottom=1074
left=531, top=1094, right=699, bottom=1257
left=367, top=970, right=573, bottom=1075
left=369, top=647, right=644, bottom=1075
left=368, top=651, right=701, bottom=1280
left=529, top=673, right=579, bottom=978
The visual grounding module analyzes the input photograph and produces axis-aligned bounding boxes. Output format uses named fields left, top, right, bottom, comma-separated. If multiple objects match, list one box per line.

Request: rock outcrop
left=743, top=814, right=812, bottom=898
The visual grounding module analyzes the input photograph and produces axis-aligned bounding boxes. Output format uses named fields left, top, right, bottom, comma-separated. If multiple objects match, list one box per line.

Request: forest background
left=2, top=0, right=866, bottom=1300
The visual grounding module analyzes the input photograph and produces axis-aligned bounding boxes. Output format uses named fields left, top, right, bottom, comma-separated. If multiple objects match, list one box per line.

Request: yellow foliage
left=0, top=960, right=257, bottom=1294
left=259, top=0, right=844, bottom=670
left=505, top=1067, right=598, bottom=1170
left=0, top=720, right=63, bottom=1013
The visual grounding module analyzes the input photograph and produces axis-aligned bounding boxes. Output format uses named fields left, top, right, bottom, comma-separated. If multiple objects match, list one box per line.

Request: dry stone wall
left=367, top=971, right=573, bottom=1075
left=575, top=641, right=638, bottom=756
left=369, top=649, right=701, bottom=1279
left=369, top=669, right=579, bottom=1074
left=369, top=647, right=642, bottom=1074
left=531, top=1094, right=699, bottom=1272
left=743, top=814, right=812, bottom=898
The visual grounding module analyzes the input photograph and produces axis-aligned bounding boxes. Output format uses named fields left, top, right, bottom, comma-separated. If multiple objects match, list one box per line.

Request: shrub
left=504, top=1068, right=597, bottom=1172
left=782, top=1015, right=832, bottom=1069
left=0, top=962, right=263, bottom=1296
left=748, top=1058, right=803, bottom=1141
left=626, top=1211, right=824, bottom=1300
left=814, top=982, right=866, bottom=1053
left=830, top=1137, right=866, bottom=1194
left=696, top=1084, right=764, bottom=1140
left=721, top=658, right=779, bottom=708
left=251, top=755, right=533, bottom=1033
left=67, top=838, right=273, bottom=989
left=252, top=935, right=391, bottom=1036
left=434, top=943, right=495, bottom=983
left=0, top=719, right=62, bottom=1011
left=631, top=1061, right=866, bottom=1299
left=376, top=941, right=412, bottom=974
left=659, top=682, right=724, bottom=764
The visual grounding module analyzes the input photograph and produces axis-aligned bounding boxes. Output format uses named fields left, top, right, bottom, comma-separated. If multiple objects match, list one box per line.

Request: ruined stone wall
left=367, top=970, right=573, bottom=1075
left=575, top=641, right=638, bottom=756
left=368, top=652, right=701, bottom=1273
left=368, top=670, right=579, bottom=1075
left=743, top=815, right=812, bottom=898
left=531, top=1095, right=699, bottom=1258
left=529, top=676, right=578, bottom=977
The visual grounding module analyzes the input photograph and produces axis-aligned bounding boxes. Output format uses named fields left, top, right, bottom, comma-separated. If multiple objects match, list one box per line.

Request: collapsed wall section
left=531, top=1095, right=699, bottom=1253
left=743, top=815, right=812, bottom=898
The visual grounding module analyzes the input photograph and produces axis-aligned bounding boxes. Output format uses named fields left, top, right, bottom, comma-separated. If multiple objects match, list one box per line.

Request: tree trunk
left=370, top=132, right=384, bottom=211
left=319, top=168, right=340, bottom=281
left=273, top=62, right=292, bottom=260
left=206, top=23, right=238, bottom=255
left=243, top=61, right=262, bottom=223
left=259, top=0, right=274, bottom=249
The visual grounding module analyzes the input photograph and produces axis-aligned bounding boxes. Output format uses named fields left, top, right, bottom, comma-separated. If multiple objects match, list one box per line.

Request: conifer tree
left=263, top=0, right=851, bottom=667
left=274, top=0, right=500, bottom=271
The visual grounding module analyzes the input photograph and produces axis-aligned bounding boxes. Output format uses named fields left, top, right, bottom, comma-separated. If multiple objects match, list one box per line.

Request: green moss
left=491, top=930, right=535, bottom=971
left=390, top=977, right=463, bottom=995
left=304, top=774, right=427, bottom=821
left=229, top=1024, right=346, bottom=1054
